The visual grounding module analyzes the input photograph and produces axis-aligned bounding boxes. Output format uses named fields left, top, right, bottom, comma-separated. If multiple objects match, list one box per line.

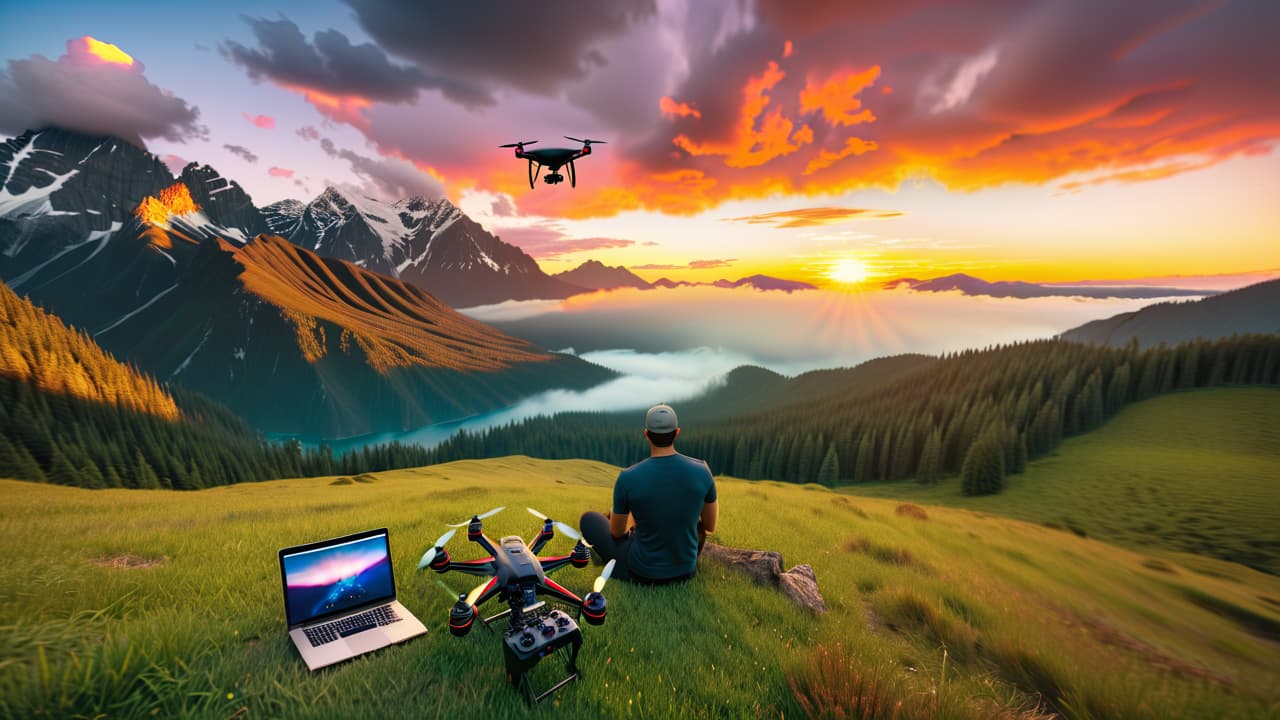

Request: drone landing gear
left=507, top=641, right=581, bottom=705
left=527, top=160, right=539, bottom=189
left=502, top=610, right=583, bottom=705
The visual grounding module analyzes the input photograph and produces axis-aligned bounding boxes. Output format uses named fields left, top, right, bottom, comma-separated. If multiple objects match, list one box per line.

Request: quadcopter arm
left=436, top=557, right=498, bottom=577
left=470, top=532, right=501, bottom=557
left=538, top=577, right=584, bottom=608
left=536, top=555, right=575, bottom=576
left=528, top=525, right=554, bottom=555
left=466, top=576, right=502, bottom=608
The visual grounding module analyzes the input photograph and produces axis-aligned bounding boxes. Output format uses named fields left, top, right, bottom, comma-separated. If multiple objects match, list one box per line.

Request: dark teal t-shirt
left=612, top=453, right=717, bottom=579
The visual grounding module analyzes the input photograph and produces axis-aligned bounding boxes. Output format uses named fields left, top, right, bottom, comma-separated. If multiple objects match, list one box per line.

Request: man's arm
left=700, top=501, right=718, bottom=535
left=609, top=511, right=632, bottom=541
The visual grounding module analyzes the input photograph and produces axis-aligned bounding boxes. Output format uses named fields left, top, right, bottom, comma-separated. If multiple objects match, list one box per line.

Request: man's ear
left=675, top=427, right=681, bottom=439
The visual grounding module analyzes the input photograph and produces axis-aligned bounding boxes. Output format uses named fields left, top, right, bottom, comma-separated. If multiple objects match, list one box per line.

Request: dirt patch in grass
left=845, top=536, right=925, bottom=571
left=1141, top=558, right=1177, bottom=573
left=92, top=554, right=168, bottom=569
left=1174, top=585, right=1280, bottom=643
left=353, top=474, right=377, bottom=483
left=330, top=477, right=354, bottom=485
left=896, top=503, right=928, bottom=520
left=831, top=496, right=869, bottom=518
left=1057, top=610, right=1234, bottom=686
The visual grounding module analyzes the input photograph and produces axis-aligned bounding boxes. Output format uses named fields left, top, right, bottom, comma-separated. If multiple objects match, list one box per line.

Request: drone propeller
left=593, top=559, right=616, bottom=593
left=499, top=140, right=538, bottom=148
left=564, top=136, right=606, bottom=145
left=466, top=578, right=492, bottom=606
left=417, top=528, right=457, bottom=569
left=435, top=579, right=464, bottom=601
left=526, top=507, right=583, bottom=541
left=446, top=506, right=506, bottom=528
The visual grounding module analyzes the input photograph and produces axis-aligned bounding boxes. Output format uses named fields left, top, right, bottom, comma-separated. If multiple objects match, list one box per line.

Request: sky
left=2, top=0, right=1277, bottom=285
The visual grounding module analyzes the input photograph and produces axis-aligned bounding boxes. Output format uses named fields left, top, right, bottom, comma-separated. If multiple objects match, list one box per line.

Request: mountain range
left=1060, top=279, right=1280, bottom=347
left=885, top=273, right=1211, bottom=299
left=0, top=127, right=611, bottom=436
left=262, top=189, right=584, bottom=308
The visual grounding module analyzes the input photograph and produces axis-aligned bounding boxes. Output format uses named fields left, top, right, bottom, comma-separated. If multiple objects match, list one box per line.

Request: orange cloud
left=268, top=166, right=294, bottom=178
left=726, top=207, right=903, bottom=228
left=783, top=40, right=794, bottom=58
left=799, top=66, right=880, bottom=126
left=278, top=83, right=374, bottom=133
left=659, top=96, right=702, bottom=119
left=804, top=137, right=879, bottom=174
left=673, top=61, right=814, bottom=168
left=74, top=36, right=135, bottom=67
left=243, top=113, right=276, bottom=129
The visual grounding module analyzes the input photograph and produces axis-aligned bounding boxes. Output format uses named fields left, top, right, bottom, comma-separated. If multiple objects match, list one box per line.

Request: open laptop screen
left=280, top=529, right=396, bottom=627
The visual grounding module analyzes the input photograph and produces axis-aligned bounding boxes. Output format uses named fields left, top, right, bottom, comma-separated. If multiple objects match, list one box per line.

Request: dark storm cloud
left=221, top=16, right=489, bottom=107
left=315, top=136, right=444, bottom=201
left=343, top=0, right=657, bottom=101
left=0, top=39, right=206, bottom=147
left=223, top=143, right=260, bottom=163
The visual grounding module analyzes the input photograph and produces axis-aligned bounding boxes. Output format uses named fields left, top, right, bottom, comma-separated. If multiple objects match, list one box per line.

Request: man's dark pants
left=579, top=511, right=695, bottom=585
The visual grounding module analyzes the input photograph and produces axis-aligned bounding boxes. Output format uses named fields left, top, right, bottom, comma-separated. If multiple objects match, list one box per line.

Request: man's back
left=614, top=453, right=717, bottom=580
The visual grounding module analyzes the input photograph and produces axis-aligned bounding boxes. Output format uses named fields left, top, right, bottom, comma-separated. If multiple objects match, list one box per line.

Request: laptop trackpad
left=344, top=629, right=391, bottom=656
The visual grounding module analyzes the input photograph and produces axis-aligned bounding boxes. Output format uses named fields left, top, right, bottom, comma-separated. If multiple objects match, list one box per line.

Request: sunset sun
left=826, top=257, right=871, bottom=285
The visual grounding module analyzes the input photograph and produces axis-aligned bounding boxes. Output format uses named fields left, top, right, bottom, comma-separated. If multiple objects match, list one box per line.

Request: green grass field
left=2, top=450, right=1278, bottom=718
left=850, top=387, right=1280, bottom=574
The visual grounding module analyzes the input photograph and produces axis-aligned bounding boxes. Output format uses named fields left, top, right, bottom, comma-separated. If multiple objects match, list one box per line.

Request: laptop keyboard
left=304, top=604, right=401, bottom=647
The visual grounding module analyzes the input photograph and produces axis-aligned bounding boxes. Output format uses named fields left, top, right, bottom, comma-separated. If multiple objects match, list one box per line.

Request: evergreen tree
left=853, top=430, right=876, bottom=483
left=135, top=451, right=161, bottom=490
left=961, top=429, right=1006, bottom=496
left=916, top=428, right=942, bottom=484
left=817, top=444, right=839, bottom=487
left=48, top=448, right=79, bottom=486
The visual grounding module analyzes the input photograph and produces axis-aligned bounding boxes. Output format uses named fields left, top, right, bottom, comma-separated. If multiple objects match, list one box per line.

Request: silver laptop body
left=278, top=528, right=427, bottom=671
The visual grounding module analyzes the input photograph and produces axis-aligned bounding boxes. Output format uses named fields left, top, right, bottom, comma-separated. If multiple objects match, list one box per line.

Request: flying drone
left=500, top=136, right=605, bottom=188
left=418, top=506, right=615, bottom=704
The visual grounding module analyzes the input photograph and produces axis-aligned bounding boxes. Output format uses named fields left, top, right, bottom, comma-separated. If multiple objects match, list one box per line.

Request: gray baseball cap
left=645, top=404, right=679, bottom=433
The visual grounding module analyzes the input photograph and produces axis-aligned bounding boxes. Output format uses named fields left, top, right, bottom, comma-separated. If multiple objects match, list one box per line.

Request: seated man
left=580, top=404, right=718, bottom=584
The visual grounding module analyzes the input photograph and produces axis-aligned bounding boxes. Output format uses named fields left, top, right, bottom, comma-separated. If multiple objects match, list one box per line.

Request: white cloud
left=931, top=47, right=998, bottom=113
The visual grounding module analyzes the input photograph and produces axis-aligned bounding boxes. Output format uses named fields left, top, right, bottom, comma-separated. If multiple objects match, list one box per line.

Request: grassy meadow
left=2, top=446, right=1279, bottom=718
left=850, top=387, right=1280, bottom=574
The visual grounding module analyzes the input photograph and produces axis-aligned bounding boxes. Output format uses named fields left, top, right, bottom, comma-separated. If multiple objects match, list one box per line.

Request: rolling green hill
left=1060, top=278, right=1280, bottom=348
left=2, top=457, right=1277, bottom=719
left=848, top=388, right=1280, bottom=574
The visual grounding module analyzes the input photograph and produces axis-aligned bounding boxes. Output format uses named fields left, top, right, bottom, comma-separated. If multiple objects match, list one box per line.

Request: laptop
left=278, top=528, right=427, bottom=670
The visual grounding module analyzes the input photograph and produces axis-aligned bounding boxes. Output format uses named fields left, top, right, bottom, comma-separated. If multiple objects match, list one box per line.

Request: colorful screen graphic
left=282, top=533, right=393, bottom=626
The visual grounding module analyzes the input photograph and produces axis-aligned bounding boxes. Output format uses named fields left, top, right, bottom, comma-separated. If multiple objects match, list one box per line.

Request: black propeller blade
left=565, top=136, right=606, bottom=145
left=499, top=140, right=538, bottom=148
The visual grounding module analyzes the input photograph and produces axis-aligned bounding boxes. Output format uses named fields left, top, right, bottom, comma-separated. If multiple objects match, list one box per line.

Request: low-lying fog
left=335, top=287, right=1194, bottom=450
left=467, top=285, right=1185, bottom=368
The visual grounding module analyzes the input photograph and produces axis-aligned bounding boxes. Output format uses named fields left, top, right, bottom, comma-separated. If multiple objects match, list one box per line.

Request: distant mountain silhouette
left=649, top=274, right=816, bottom=292
left=1060, top=279, right=1280, bottom=347
left=885, top=273, right=1210, bottom=299
left=553, top=259, right=651, bottom=290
